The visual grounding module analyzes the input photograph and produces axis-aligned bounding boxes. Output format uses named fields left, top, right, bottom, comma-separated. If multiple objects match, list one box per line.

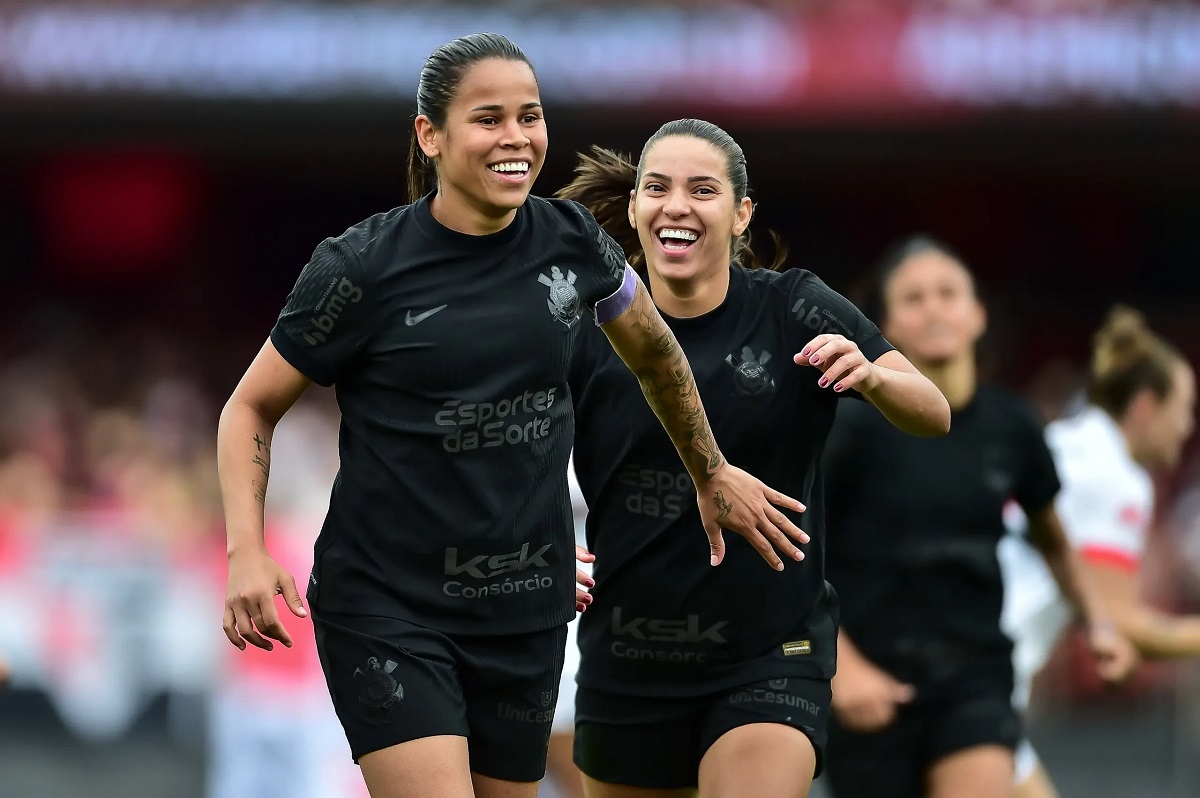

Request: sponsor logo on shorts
left=782, top=640, right=812, bottom=657
left=435, top=387, right=557, bottom=454
left=441, top=543, right=555, bottom=599
left=728, top=683, right=821, bottom=717
left=354, top=657, right=404, bottom=712
left=609, top=607, right=730, bottom=664
left=303, top=277, right=363, bottom=345
left=497, top=702, right=555, bottom=725
left=617, top=465, right=693, bottom=521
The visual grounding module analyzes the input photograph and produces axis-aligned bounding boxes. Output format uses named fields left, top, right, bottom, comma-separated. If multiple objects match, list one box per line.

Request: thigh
left=701, top=677, right=830, bottom=783
left=359, top=735, right=474, bottom=798
left=461, top=624, right=568, bottom=783
left=823, top=709, right=924, bottom=798
left=699, top=724, right=815, bottom=798
left=573, top=688, right=705, bottom=791
left=926, top=746, right=1013, bottom=798
left=314, top=612, right=468, bottom=763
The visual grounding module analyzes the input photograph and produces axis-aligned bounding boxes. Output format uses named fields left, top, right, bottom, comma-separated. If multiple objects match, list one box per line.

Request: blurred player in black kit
left=216, top=36, right=811, bottom=798
left=822, top=237, right=1137, bottom=798
left=558, top=120, right=951, bottom=798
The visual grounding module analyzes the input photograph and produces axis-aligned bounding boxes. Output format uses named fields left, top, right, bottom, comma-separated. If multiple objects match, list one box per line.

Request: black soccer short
left=823, top=669, right=1020, bottom=798
left=313, top=610, right=567, bottom=782
left=574, top=677, right=831, bottom=789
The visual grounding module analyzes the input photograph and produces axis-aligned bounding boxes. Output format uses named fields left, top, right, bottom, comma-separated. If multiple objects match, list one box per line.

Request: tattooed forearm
left=626, top=286, right=725, bottom=480
left=251, top=434, right=271, bottom=505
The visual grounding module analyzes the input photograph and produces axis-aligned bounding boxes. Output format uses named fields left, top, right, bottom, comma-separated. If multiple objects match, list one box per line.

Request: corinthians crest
left=538, top=266, right=581, bottom=326
left=354, top=657, right=405, bottom=711
left=725, top=347, right=776, bottom=399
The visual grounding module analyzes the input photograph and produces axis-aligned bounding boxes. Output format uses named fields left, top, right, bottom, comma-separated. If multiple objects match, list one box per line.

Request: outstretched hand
left=696, top=464, right=809, bottom=571
left=223, top=546, right=308, bottom=651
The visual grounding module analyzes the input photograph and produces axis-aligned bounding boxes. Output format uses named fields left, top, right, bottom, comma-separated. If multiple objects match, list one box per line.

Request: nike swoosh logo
left=405, top=304, right=447, bottom=326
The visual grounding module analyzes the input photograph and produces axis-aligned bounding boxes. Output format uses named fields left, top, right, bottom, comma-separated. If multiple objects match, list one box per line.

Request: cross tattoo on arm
left=253, top=434, right=270, bottom=453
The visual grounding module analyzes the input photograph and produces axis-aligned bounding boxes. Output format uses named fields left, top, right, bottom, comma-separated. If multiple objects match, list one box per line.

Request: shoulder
left=524, top=196, right=599, bottom=236
left=329, top=204, right=417, bottom=269
left=977, top=384, right=1043, bottom=429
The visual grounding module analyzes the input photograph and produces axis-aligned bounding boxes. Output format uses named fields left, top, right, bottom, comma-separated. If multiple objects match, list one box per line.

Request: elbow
left=913, top=397, right=952, bottom=438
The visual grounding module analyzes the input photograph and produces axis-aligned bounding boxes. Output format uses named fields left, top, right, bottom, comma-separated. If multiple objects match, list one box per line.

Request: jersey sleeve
left=1011, top=401, right=1062, bottom=516
left=1051, top=438, right=1151, bottom=572
left=560, top=201, right=634, bottom=323
left=786, top=270, right=895, bottom=400
left=269, top=238, right=374, bottom=387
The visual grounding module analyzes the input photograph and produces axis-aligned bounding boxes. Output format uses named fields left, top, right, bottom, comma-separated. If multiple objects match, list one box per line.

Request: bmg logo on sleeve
left=303, top=277, right=362, bottom=345
left=442, top=543, right=555, bottom=599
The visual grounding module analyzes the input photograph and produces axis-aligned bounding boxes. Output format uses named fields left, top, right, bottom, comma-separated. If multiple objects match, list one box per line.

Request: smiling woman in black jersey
left=821, top=237, right=1138, bottom=798
left=558, top=120, right=950, bottom=798
left=215, top=36, right=813, bottom=798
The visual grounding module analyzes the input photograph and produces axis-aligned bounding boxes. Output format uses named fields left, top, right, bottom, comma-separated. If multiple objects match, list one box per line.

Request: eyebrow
left=469, top=102, right=543, bottom=112
left=643, top=172, right=722, bottom=184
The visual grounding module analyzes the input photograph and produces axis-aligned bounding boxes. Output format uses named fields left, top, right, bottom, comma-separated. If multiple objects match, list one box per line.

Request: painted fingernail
left=583, top=594, right=593, bottom=604
left=577, top=603, right=586, bottom=612
left=818, top=377, right=829, bottom=387
left=810, top=356, right=821, bottom=365
left=800, top=347, right=811, bottom=357
left=834, top=384, right=846, bottom=392
left=586, top=578, right=596, bottom=588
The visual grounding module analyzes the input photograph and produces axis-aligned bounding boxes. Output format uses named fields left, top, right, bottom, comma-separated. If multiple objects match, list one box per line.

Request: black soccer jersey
left=271, top=194, right=626, bottom=636
left=824, top=386, right=1060, bottom=668
left=570, top=265, right=894, bottom=697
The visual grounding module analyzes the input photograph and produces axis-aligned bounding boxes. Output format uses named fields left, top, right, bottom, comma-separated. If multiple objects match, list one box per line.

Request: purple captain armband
left=593, top=264, right=638, bottom=325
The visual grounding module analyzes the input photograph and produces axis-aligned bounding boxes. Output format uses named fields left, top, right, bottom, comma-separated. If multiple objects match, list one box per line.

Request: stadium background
left=2, top=1, right=1200, bottom=796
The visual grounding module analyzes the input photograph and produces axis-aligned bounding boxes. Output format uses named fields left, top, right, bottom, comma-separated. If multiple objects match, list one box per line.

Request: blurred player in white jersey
left=540, top=455, right=590, bottom=798
left=1001, top=306, right=1196, bottom=798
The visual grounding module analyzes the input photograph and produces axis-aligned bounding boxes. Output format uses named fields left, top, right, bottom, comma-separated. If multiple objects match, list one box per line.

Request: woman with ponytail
left=559, top=120, right=951, bottom=798
left=1001, top=306, right=1196, bottom=798
left=216, top=35, right=813, bottom=798
left=821, top=239, right=1139, bottom=798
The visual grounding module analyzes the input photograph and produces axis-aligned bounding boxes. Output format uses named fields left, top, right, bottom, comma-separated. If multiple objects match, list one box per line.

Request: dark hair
left=861, top=234, right=975, bottom=322
left=407, top=33, right=534, bottom=204
left=556, top=119, right=787, bottom=273
left=1088, top=305, right=1183, bottom=418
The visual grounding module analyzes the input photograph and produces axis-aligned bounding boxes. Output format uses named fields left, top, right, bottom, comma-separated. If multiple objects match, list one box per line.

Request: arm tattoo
left=251, top=434, right=270, bottom=505
left=713, top=490, right=733, bottom=522
left=629, top=287, right=725, bottom=480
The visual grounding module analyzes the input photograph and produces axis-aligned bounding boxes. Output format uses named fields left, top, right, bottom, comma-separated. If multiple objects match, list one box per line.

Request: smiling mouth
left=489, top=161, right=530, bottom=181
left=657, top=228, right=699, bottom=252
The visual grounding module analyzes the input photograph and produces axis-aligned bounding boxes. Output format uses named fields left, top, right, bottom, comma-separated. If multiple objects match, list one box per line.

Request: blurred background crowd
left=2, top=0, right=1200, bottom=796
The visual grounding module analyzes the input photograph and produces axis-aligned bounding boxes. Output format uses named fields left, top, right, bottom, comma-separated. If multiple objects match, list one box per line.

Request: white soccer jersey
left=1001, top=405, right=1154, bottom=708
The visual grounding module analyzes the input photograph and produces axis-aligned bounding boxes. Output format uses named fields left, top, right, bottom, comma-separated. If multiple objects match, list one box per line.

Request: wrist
left=227, top=539, right=268, bottom=560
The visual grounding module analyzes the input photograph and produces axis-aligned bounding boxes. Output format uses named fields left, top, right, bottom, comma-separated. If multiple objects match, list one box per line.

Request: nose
left=663, top=188, right=690, bottom=219
left=499, top=117, right=529, bottom=149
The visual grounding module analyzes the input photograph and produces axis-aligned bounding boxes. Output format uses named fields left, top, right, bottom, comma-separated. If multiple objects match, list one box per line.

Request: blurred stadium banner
left=1, top=4, right=1199, bottom=116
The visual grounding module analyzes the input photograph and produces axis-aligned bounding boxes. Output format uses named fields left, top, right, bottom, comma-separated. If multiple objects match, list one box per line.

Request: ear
left=732, top=196, right=754, bottom=237
left=1126, top=387, right=1162, bottom=426
left=627, top=189, right=637, bottom=230
left=415, top=115, right=441, bottom=159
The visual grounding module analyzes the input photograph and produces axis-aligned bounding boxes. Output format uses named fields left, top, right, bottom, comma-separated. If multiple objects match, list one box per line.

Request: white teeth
left=490, top=162, right=529, bottom=173
left=658, top=228, right=698, bottom=242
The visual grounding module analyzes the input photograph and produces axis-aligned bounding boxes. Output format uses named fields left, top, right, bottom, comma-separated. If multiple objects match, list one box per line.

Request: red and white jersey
left=1001, top=405, right=1153, bottom=706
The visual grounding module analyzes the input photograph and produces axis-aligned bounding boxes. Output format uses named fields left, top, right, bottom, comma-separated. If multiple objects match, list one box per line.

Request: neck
left=429, top=189, right=516, bottom=236
left=1116, top=415, right=1152, bottom=469
left=646, top=263, right=730, bottom=319
left=910, top=352, right=977, bottom=410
